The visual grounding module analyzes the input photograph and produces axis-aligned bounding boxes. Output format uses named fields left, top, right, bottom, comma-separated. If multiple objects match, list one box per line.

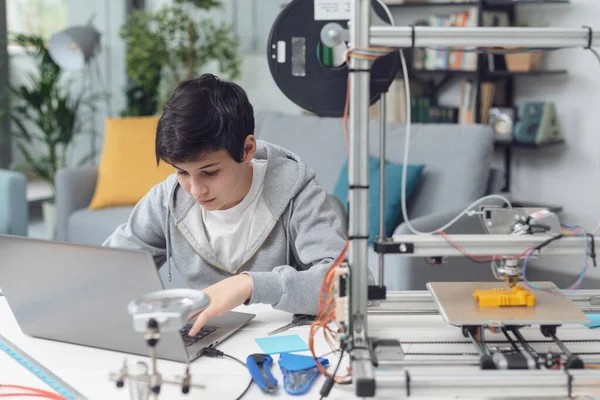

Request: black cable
left=200, top=348, right=253, bottom=400
left=234, top=378, right=253, bottom=400
left=222, top=353, right=246, bottom=368
left=589, top=47, right=600, bottom=68
left=501, top=327, right=521, bottom=354
left=583, top=26, right=593, bottom=50
left=534, top=233, right=564, bottom=251
left=510, top=327, right=541, bottom=361
left=319, top=348, right=346, bottom=400
left=588, top=233, right=597, bottom=267
left=532, top=230, right=593, bottom=290
left=318, top=350, right=336, bottom=358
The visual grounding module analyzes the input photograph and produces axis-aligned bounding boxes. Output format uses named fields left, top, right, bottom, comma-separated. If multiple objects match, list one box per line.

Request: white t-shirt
left=201, top=159, right=268, bottom=272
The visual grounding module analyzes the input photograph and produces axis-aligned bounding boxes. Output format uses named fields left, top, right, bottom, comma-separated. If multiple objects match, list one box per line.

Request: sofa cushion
left=68, top=206, right=135, bottom=246
left=254, top=111, right=349, bottom=193
left=89, top=117, right=175, bottom=210
left=333, top=156, right=425, bottom=244
left=256, top=111, right=493, bottom=219
left=367, top=122, right=494, bottom=219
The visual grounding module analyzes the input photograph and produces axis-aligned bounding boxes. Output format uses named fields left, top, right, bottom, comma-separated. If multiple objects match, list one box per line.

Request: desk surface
left=2, top=297, right=600, bottom=399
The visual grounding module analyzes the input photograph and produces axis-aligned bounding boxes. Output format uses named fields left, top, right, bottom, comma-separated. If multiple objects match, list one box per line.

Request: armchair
left=0, top=169, right=28, bottom=236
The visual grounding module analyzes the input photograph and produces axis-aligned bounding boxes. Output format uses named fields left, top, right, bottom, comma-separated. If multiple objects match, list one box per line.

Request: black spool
left=267, top=0, right=400, bottom=117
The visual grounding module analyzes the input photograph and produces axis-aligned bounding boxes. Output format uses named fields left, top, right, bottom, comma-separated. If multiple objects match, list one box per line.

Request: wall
left=65, top=0, right=127, bottom=165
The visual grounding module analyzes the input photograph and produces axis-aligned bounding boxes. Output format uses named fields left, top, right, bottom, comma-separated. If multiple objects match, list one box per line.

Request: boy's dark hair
left=155, top=73, right=255, bottom=165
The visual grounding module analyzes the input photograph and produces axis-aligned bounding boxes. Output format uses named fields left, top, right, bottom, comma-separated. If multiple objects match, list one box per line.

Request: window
left=6, top=0, right=67, bottom=40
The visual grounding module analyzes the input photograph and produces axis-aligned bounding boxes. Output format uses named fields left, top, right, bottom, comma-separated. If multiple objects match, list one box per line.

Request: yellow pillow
left=88, top=116, right=175, bottom=210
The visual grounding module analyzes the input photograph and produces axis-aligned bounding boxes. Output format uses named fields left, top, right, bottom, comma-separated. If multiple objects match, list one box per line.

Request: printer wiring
left=309, top=241, right=351, bottom=385
left=521, top=225, right=594, bottom=295
left=0, top=384, right=66, bottom=400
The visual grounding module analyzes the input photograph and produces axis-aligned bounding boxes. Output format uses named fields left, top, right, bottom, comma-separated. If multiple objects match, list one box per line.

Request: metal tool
left=246, top=354, right=277, bottom=394
left=110, top=289, right=209, bottom=399
left=0, top=333, right=87, bottom=400
left=267, top=314, right=315, bottom=336
left=127, top=288, right=210, bottom=333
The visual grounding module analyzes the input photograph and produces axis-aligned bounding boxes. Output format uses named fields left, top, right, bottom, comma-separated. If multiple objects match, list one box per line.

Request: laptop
left=0, top=234, right=255, bottom=363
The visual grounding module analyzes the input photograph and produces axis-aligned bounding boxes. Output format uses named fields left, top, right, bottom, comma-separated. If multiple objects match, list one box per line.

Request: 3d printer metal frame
left=343, top=1, right=600, bottom=396
left=374, top=234, right=600, bottom=256
left=369, top=289, right=600, bottom=315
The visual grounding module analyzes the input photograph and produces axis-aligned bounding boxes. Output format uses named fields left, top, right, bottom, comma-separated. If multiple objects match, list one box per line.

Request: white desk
left=0, top=297, right=352, bottom=400
left=2, top=297, right=600, bottom=399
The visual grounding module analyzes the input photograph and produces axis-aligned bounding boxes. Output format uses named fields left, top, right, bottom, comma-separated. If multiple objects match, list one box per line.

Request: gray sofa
left=56, top=111, right=497, bottom=290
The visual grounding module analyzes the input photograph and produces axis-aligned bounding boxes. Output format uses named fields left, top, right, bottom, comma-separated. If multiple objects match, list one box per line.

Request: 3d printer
left=267, top=1, right=600, bottom=397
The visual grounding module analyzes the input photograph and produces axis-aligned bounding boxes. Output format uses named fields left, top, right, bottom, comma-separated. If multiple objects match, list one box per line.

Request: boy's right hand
left=188, top=274, right=253, bottom=336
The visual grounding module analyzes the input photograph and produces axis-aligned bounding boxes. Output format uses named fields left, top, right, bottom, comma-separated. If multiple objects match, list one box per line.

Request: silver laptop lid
left=0, top=235, right=189, bottom=360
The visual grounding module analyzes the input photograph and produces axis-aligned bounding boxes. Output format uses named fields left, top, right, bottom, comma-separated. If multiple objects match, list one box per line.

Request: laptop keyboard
left=179, top=323, right=218, bottom=347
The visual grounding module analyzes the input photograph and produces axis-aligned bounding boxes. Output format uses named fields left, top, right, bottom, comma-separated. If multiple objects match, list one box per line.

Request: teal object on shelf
left=513, top=102, right=564, bottom=145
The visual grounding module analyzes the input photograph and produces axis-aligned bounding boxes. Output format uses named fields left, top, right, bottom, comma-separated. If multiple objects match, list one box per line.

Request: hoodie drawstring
left=165, top=184, right=177, bottom=282
left=286, top=199, right=294, bottom=266
left=166, top=208, right=172, bottom=282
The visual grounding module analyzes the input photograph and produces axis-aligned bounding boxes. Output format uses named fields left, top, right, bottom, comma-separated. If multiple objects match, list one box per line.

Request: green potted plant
left=119, top=10, right=167, bottom=117
left=0, top=33, right=100, bottom=237
left=119, top=0, right=241, bottom=116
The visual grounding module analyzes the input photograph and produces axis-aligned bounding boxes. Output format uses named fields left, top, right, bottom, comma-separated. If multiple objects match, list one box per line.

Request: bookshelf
left=411, top=69, right=567, bottom=77
left=385, top=0, right=569, bottom=196
left=494, top=140, right=565, bottom=149
left=386, top=0, right=569, bottom=7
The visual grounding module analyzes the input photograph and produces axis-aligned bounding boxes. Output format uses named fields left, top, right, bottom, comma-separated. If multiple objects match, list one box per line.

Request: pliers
left=246, top=354, right=278, bottom=393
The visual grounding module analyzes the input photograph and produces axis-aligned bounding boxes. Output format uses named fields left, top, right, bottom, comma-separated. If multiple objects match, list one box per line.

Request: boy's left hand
left=188, top=274, right=253, bottom=336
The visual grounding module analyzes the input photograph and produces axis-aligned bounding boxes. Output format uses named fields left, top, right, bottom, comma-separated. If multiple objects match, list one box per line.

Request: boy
left=103, top=74, right=347, bottom=336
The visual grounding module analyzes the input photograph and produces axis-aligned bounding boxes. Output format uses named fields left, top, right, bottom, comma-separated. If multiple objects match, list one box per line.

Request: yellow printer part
left=472, top=286, right=536, bottom=308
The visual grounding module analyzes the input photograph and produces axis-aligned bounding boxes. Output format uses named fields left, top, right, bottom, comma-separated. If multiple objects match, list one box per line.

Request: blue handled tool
left=246, top=353, right=278, bottom=394
left=279, top=353, right=329, bottom=395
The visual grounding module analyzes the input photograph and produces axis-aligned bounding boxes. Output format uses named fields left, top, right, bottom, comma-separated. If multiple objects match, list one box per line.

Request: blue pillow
left=333, top=157, right=425, bottom=245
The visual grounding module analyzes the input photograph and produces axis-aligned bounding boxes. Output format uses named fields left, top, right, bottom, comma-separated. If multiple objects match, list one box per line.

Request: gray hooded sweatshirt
left=103, top=141, right=347, bottom=315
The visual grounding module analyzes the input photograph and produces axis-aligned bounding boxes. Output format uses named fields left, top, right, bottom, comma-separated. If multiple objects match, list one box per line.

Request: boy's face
left=172, top=136, right=257, bottom=211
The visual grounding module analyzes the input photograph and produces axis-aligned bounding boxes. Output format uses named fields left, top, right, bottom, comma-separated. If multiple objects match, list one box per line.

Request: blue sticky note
left=254, top=334, right=309, bottom=355
left=584, top=314, right=600, bottom=328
